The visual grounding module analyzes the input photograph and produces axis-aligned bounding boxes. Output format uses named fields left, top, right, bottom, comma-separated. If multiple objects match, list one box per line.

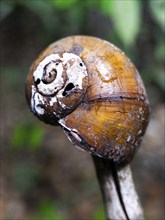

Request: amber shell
left=26, top=36, right=150, bottom=164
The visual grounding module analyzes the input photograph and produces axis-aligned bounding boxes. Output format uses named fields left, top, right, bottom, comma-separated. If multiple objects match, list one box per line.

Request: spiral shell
left=26, top=36, right=150, bottom=164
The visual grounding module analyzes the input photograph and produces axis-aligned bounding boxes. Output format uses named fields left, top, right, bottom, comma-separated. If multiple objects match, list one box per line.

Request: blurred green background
left=0, top=0, right=164, bottom=220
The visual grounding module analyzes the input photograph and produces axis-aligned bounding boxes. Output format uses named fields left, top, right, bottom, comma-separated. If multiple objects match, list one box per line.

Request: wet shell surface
left=26, top=36, right=150, bottom=164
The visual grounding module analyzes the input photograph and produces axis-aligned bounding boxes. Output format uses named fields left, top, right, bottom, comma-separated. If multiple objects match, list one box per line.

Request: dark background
left=0, top=1, right=164, bottom=220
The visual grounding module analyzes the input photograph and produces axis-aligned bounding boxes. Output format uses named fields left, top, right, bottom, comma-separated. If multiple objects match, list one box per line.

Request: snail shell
left=26, top=36, right=150, bottom=164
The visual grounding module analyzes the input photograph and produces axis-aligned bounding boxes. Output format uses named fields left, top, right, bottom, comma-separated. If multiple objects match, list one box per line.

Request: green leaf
left=92, top=205, right=106, bottom=220
left=11, top=123, right=29, bottom=150
left=11, top=122, right=44, bottom=151
left=52, top=0, right=77, bottom=9
left=98, top=0, right=114, bottom=16
left=149, top=0, right=165, bottom=32
left=28, top=125, right=44, bottom=151
left=110, top=0, right=141, bottom=47
left=29, top=200, right=64, bottom=220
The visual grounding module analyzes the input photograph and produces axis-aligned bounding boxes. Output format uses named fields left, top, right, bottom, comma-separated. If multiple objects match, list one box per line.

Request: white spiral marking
left=31, top=52, right=88, bottom=116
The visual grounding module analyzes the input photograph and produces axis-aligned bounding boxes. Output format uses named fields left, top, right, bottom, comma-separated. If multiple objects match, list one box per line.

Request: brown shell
left=26, top=36, right=150, bottom=164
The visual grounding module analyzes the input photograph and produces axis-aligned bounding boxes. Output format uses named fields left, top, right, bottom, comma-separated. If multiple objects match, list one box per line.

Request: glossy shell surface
left=26, top=36, right=150, bottom=164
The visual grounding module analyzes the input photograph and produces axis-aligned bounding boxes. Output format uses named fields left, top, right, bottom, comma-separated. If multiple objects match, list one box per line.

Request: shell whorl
left=30, top=52, right=88, bottom=124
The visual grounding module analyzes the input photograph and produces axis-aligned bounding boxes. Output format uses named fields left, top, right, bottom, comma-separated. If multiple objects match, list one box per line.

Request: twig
left=92, top=156, right=144, bottom=220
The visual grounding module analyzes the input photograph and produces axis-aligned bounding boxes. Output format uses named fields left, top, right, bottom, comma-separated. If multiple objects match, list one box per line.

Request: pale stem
left=92, top=156, right=144, bottom=220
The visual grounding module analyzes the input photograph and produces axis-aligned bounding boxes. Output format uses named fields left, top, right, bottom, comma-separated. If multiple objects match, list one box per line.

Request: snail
left=26, top=36, right=150, bottom=164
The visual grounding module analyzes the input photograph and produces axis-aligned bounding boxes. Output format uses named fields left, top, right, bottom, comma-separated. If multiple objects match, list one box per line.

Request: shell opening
left=62, top=83, right=75, bottom=96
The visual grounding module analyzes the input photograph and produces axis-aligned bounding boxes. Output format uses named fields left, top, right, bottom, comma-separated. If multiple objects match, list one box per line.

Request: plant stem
left=92, top=156, right=144, bottom=220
